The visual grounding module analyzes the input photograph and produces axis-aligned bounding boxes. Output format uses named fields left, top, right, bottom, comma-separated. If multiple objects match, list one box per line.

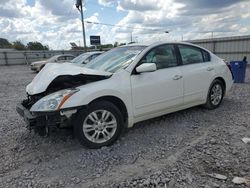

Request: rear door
left=177, top=44, right=215, bottom=104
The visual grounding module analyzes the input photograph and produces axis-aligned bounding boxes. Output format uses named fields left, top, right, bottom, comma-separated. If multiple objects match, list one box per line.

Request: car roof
left=83, top=51, right=104, bottom=55
left=53, top=54, right=75, bottom=58
left=120, top=41, right=211, bottom=53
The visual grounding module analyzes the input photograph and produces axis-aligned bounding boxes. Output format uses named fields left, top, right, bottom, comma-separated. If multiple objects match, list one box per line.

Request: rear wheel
left=204, top=79, right=225, bottom=109
left=74, top=101, right=123, bottom=148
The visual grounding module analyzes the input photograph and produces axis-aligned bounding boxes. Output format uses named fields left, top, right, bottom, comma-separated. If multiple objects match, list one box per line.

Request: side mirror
left=136, top=63, right=157, bottom=73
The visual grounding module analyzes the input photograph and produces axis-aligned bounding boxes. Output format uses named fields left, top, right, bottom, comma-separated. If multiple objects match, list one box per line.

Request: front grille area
left=22, top=94, right=44, bottom=109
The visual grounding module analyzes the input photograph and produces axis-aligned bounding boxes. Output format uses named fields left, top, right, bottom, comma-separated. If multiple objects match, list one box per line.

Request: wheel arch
left=214, top=77, right=226, bottom=92
left=89, top=95, right=128, bottom=124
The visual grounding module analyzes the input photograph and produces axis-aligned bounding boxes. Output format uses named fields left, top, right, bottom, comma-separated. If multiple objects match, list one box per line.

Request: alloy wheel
left=82, top=110, right=117, bottom=144
left=210, top=84, right=223, bottom=106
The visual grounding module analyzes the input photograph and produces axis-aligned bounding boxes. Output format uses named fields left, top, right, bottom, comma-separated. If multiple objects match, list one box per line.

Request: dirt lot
left=0, top=65, right=249, bottom=188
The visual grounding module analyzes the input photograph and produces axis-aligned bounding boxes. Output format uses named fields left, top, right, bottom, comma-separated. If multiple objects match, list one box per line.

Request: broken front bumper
left=16, top=103, right=38, bottom=127
left=16, top=102, right=67, bottom=129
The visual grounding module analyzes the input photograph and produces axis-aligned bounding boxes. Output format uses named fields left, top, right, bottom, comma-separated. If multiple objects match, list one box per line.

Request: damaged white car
left=17, top=42, right=233, bottom=148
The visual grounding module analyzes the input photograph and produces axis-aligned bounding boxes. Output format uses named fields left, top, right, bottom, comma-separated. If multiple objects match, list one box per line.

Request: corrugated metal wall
left=0, top=50, right=85, bottom=65
left=189, top=35, right=250, bottom=61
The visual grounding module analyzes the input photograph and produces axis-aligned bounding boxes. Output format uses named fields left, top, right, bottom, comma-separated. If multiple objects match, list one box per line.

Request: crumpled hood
left=26, top=63, right=112, bottom=95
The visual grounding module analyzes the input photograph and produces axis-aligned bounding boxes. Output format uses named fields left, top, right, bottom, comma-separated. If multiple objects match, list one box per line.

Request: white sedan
left=17, top=42, right=233, bottom=148
left=30, top=54, right=75, bottom=72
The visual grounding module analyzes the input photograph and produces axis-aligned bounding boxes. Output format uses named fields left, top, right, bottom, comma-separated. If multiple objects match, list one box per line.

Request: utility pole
left=130, top=32, right=133, bottom=43
left=76, top=0, right=86, bottom=51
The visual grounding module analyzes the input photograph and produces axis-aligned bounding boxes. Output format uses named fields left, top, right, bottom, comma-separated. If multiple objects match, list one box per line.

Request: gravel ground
left=0, top=65, right=249, bottom=188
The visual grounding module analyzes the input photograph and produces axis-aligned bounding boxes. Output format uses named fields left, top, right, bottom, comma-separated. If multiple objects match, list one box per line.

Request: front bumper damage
left=16, top=101, right=80, bottom=133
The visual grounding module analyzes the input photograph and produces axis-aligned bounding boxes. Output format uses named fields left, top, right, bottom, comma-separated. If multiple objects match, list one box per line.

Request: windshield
left=85, top=46, right=146, bottom=73
left=71, top=54, right=90, bottom=64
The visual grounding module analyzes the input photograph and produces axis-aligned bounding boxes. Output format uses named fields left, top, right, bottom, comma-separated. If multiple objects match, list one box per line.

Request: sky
left=0, top=0, right=250, bottom=50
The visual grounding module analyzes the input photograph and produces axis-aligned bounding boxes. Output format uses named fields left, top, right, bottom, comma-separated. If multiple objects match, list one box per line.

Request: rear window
left=178, top=45, right=211, bottom=65
left=179, top=45, right=204, bottom=65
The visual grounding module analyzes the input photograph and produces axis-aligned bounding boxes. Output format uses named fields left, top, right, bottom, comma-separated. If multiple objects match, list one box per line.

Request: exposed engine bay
left=22, top=74, right=110, bottom=109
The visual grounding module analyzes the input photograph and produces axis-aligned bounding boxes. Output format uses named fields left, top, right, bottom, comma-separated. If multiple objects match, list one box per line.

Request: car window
left=88, top=55, right=94, bottom=61
left=66, top=56, right=74, bottom=60
left=202, top=50, right=210, bottom=62
left=71, top=54, right=89, bottom=64
left=84, top=57, right=91, bottom=64
left=141, top=45, right=178, bottom=69
left=91, top=54, right=100, bottom=60
left=58, top=56, right=66, bottom=61
left=178, top=45, right=204, bottom=65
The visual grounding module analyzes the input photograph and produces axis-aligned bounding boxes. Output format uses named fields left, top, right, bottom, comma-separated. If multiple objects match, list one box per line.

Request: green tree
left=26, top=41, right=49, bottom=50
left=0, top=38, right=12, bottom=48
left=13, top=40, right=26, bottom=50
left=44, top=45, right=49, bottom=50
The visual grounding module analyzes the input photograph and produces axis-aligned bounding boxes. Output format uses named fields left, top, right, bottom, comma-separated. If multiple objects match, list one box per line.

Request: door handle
left=173, top=75, right=183, bottom=80
left=206, top=67, right=214, bottom=71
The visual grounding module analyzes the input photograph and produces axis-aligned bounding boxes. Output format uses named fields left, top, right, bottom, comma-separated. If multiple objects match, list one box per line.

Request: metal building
left=189, top=35, right=250, bottom=61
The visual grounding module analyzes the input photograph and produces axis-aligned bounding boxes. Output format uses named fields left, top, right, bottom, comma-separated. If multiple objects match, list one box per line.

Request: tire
left=204, top=79, right=225, bottom=110
left=74, top=101, right=124, bottom=149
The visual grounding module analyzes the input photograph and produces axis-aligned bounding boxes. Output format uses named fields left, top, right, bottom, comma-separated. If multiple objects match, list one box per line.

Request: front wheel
left=204, top=79, right=225, bottom=109
left=74, top=101, right=124, bottom=149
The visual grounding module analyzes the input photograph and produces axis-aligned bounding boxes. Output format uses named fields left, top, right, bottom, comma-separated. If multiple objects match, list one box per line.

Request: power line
left=86, top=21, right=169, bottom=33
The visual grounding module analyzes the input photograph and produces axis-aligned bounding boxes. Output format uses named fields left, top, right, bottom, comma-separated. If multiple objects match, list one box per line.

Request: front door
left=131, top=44, right=183, bottom=117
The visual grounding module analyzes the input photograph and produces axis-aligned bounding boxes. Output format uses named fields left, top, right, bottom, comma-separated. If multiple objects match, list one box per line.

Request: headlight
left=30, top=88, right=79, bottom=112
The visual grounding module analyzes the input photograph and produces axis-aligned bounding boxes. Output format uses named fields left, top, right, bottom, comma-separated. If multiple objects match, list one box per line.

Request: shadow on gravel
left=16, top=100, right=232, bottom=150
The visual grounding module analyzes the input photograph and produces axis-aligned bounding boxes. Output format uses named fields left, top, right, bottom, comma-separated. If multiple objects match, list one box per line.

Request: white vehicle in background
left=30, top=54, right=75, bottom=72
left=71, top=51, right=103, bottom=65
left=17, top=42, right=233, bottom=148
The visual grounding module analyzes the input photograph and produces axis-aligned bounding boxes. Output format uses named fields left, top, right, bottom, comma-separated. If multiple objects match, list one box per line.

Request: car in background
left=71, top=51, right=103, bottom=65
left=30, top=54, right=75, bottom=72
